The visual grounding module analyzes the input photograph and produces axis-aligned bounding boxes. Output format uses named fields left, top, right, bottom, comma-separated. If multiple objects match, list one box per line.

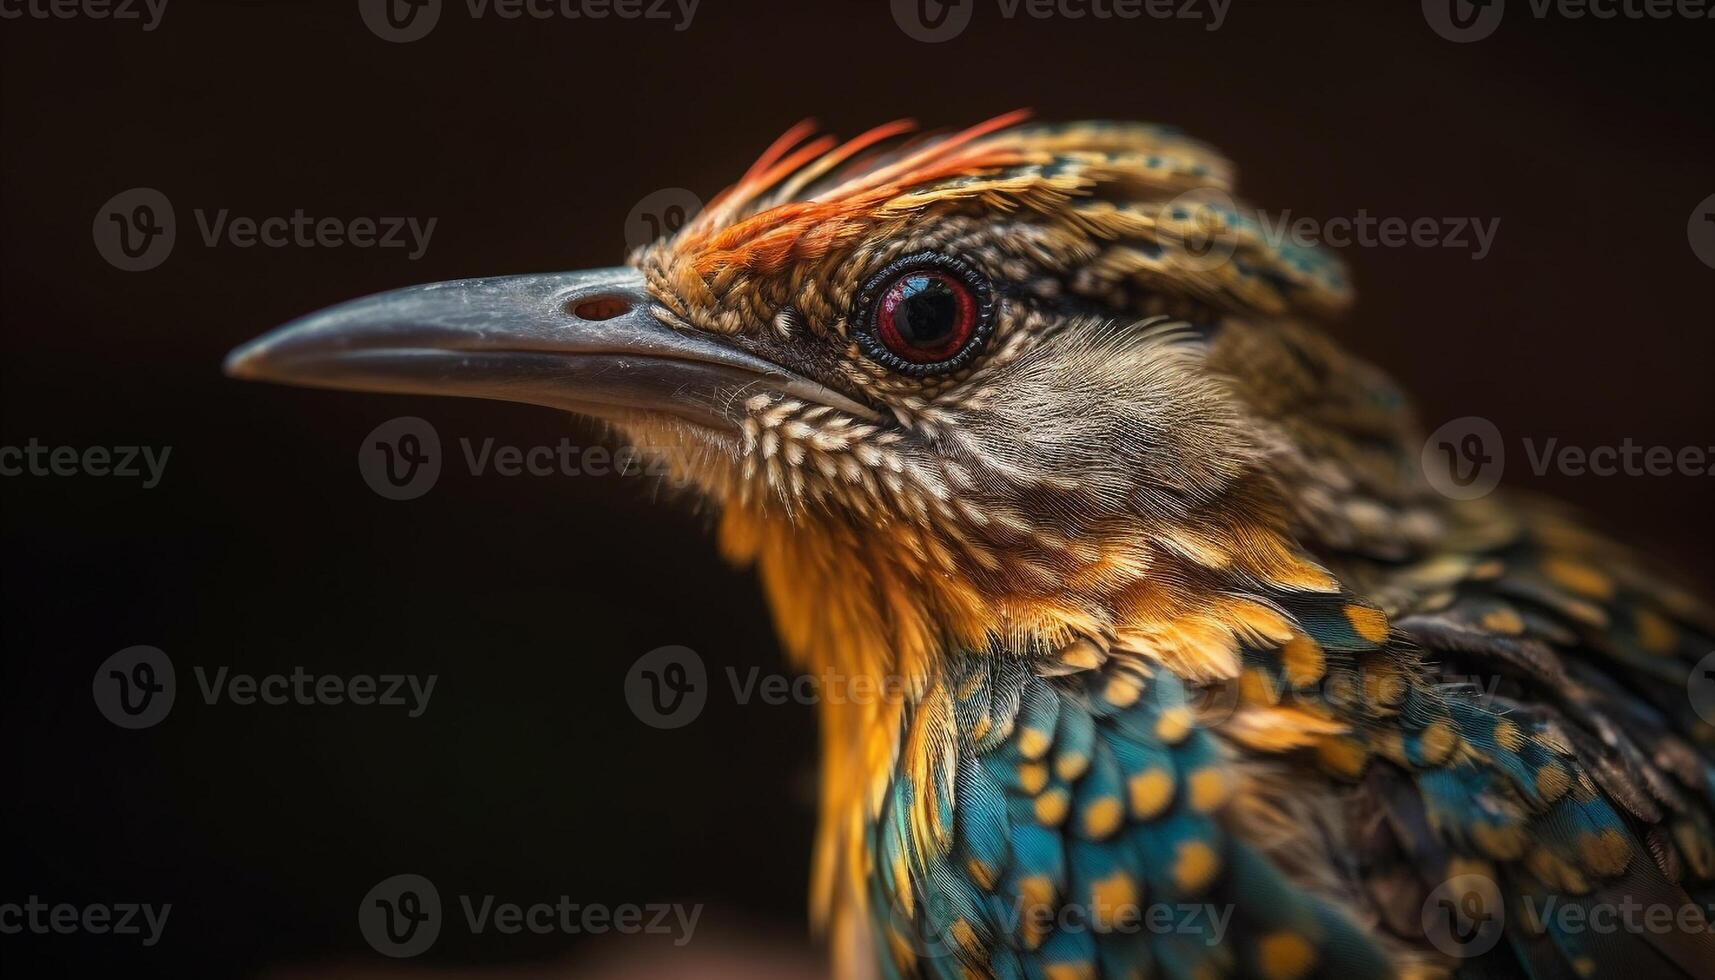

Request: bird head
left=227, top=114, right=1403, bottom=683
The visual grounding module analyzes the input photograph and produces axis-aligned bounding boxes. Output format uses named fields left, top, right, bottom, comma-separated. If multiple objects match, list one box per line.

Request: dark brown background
left=2, top=0, right=1711, bottom=976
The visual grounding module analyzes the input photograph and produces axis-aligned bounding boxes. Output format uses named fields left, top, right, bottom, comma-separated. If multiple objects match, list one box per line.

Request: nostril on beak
left=570, top=295, right=631, bottom=321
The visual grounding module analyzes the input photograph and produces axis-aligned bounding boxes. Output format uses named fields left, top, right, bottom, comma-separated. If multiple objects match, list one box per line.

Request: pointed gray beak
left=224, top=267, right=880, bottom=428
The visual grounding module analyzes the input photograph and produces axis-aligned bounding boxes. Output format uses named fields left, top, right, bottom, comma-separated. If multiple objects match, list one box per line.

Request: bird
left=226, top=113, right=1715, bottom=980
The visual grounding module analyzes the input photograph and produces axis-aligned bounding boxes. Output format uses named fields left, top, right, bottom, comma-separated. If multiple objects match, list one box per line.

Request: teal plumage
left=870, top=651, right=1402, bottom=979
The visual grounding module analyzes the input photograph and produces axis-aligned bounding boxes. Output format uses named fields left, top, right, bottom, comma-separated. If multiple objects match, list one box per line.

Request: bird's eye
left=855, top=253, right=995, bottom=376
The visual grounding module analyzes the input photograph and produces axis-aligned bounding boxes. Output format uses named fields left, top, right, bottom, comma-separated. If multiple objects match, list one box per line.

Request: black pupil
left=891, top=275, right=960, bottom=349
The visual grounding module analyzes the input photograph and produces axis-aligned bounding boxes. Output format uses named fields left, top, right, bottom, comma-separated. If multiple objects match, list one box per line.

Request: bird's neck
left=711, top=480, right=1342, bottom=939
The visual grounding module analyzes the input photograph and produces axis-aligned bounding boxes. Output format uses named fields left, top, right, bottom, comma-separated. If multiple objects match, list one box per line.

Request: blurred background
left=1, top=0, right=1711, bottom=976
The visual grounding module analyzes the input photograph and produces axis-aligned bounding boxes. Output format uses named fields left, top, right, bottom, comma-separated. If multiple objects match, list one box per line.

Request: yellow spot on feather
left=1128, top=769, right=1175, bottom=819
left=1156, top=706, right=1194, bottom=744
left=1187, top=768, right=1231, bottom=813
left=1542, top=558, right=1615, bottom=600
left=1055, top=751, right=1089, bottom=782
left=1019, top=761, right=1049, bottom=795
left=1280, top=634, right=1325, bottom=687
left=1634, top=609, right=1677, bottom=654
left=1173, top=839, right=1221, bottom=893
left=1089, top=870, right=1138, bottom=931
left=1257, top=931, right=1317, bottom=980
left=1035, top=788, right=1070, bottom=827
left=1343, top=604, right=1391, bottom=644
left=1316, top=736, right=1369, bottom=778
left=1019, top=727, right=1052, bottom=760
left=1083, top=797, right=1124, bottom=838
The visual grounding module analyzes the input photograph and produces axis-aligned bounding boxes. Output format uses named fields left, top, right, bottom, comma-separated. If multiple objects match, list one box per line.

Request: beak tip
left=223, top=340, right=267, bottom=381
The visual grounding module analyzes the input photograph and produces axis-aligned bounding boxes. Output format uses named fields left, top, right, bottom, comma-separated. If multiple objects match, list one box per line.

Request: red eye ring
left=876, top=270, right=975, bottom=362
left=855, top=253, right=995, bottom=376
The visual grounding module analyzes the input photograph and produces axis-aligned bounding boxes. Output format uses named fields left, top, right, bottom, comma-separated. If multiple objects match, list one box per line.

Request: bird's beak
left=224, top=267, right=880, bottom=428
